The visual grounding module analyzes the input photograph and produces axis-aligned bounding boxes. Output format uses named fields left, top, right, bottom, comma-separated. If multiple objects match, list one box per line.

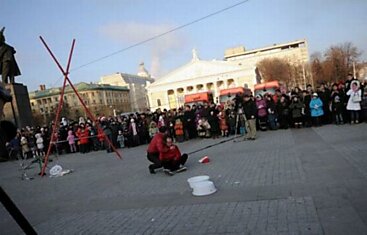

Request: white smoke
left=100, top=22, right=188, bottom=78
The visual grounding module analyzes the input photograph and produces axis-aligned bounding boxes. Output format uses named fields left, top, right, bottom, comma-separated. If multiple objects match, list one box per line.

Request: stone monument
left=0, top=27, right=33, bottom=127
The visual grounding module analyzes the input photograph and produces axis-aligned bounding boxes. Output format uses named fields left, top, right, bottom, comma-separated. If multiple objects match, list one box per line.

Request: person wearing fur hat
left=346, top=80, right=362, bottom=124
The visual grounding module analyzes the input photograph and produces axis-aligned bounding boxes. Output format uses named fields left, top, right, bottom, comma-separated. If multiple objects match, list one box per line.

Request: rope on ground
left=187, top=136, right=239, bottom=155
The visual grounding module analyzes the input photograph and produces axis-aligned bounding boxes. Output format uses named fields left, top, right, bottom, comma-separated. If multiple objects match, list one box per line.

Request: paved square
left=1, top=124, right=367, bottom=234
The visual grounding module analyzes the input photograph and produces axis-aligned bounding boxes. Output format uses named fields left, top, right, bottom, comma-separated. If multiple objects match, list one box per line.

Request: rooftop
left=29, top=82, right=129, bottom=99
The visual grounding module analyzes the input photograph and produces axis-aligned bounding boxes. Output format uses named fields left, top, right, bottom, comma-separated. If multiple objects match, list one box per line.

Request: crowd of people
left=4, top=75, right=367, bottom=164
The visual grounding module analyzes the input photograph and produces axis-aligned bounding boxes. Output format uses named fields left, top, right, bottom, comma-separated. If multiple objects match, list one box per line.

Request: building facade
left=100, top=63, right=155, bottom=112
left=147, top=40, right=310, bottom=111
left=147, top=50, right=256, bottom=111
left=29, top=82, right=130, bottom=124
left=225, top=39, right=310, bottom=87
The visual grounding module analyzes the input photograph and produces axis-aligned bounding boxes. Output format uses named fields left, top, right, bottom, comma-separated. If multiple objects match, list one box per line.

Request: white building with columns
left=147, top=39, right=310, bottom=111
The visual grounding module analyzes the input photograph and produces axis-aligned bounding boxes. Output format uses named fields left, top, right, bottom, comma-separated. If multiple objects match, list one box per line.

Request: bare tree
left=310, top=42, right=362, bottom=85
left=324, top=42, right=361, bottom=82
left=256, top=58, right=293, bottom=85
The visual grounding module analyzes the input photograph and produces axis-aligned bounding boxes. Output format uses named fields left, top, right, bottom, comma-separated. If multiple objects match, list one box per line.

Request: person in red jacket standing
left=160, top=137, right=188, bottom=176
left=147, top=126, right=169, bottom=174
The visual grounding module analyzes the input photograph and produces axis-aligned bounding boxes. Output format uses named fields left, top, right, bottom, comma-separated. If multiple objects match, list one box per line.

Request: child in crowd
left=174, top=119, right=184, bottom=142
left=67, top=130, right=76, bottom=153
left=309, top=93, right=324, bottom=127
left=117, top=130, right=125, bottom=148
left=149, top=121, right=158, bottom=139
left=35, top=132, right=45, bottom=156
left=20, top=134, right=30, bottom=159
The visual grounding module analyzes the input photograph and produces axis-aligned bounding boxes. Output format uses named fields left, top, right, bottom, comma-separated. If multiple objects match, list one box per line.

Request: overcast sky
left=1, top=0, right=366, bottom=91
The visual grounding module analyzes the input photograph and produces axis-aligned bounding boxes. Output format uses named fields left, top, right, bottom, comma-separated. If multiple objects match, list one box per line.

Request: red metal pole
left=39, top=38, right=76, bottom=176
left=39, top=36, right=67, bottom=75
left=39, top=37, right=122, bottom=171
left=40, top=76, right=67, bottom=176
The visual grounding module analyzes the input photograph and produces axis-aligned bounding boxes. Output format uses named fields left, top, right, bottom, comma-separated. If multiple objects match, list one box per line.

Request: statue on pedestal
left=0, top=27, right=21, bottom=84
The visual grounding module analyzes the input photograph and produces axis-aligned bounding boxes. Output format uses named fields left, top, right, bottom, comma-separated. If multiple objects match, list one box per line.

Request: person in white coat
left=346, top=80, right=362, bottom=124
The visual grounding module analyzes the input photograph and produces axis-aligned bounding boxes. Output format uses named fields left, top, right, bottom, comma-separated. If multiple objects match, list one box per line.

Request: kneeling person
left=147, top=126, right=169, bottom=174
left=160, top=137, right=188, bottom=175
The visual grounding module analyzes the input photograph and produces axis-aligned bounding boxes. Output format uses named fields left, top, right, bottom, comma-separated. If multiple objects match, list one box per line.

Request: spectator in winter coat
left=289, top=96, right=305, bottom=128
left=197, top=118, right=211, bottom=138
left=128, top=119, right=140, bottom=147
left=148, top=121, right=158, bottom=139
left=35, top=132, right=45, bottom=156
left=309, top=93, right=324, bottom=126
left=276, top=95, right=290, bottom=129
left=265, top=95, right=277, bottom=130
left=243, top=95, right=257, bottom=140
left=117, top=130, right=125, bottom=148
left=346, top=80, right=362, bottom=124
left=76, top=124, right=89, bottom=154
left=183, top=105, right=196, bottom=139
left=218, top=108, right=229, bottom=137
left=159, top=137, right=188, bottom=175
left=330, top=84, right=344, bottom=125
left=227, top=111, right=236, bottom=135
left=174, top=119, right=184, bottom=142
left=207, top=110, right=220, bottom=138
left=20, top=135, right=30, bottom=159
left=256, top=95, right=268, bottom=130
left=67, top=130, right=76, bottom=153
left=301, top=90, right=312, bottom=127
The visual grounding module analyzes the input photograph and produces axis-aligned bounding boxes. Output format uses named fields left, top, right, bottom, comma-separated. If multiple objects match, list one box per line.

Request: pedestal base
left=3, top=83, right=33, bottom=128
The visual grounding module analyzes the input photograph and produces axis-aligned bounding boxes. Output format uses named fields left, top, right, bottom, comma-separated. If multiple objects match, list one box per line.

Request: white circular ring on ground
left=50, top=165, right=63, bottom=176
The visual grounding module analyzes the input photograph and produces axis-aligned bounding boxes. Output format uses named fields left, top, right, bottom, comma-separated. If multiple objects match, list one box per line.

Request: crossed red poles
left=39, top=37, right=122, bottom=176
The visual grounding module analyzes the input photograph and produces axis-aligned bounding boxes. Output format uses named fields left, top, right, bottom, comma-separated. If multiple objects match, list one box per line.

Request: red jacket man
left=147, top=126, right=169, bottom=174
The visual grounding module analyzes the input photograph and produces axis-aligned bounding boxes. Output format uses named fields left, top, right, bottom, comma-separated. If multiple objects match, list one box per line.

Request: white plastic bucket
left=187, top=175, right=210, bottom=188
left=192, top=180, right=217, bottom=196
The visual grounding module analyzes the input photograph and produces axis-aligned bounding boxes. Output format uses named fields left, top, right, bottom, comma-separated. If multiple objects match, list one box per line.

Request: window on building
left=100, top=99, right=103, bottom=104
left=196, top=84, right=203, bottom=91
left=31, top=102, right=34, bottom=106
left=40, top=108, right=44, bottom=113
left=157, top=99, right=161, bottom=106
